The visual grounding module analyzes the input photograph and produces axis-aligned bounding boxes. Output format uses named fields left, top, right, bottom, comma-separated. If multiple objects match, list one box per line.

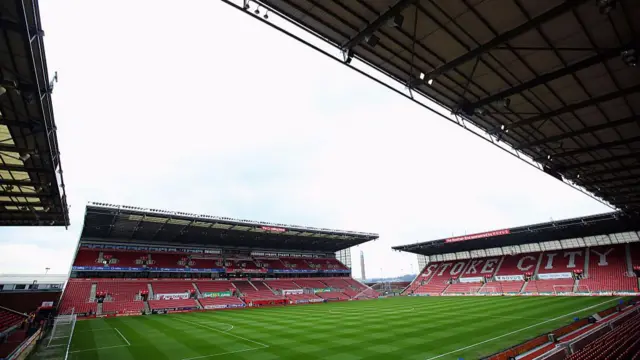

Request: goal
left=47, top=313, right=77, bottom=360
left=477, top=286, right=499, bottom=294
left=553, top=285, right=582, bottom=295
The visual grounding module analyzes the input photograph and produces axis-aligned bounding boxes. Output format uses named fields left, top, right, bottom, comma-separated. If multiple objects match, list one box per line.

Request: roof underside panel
left=0, top=0, right=69, bottom=226
left=393, top=211, right=639, bottom=256
left=249, top=0, right=640, bottom=213
left=80, top=204, right=378, bottom=252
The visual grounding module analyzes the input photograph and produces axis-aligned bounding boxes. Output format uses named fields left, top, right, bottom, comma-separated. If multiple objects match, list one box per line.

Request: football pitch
left=43, top=296, right=622, bottom=360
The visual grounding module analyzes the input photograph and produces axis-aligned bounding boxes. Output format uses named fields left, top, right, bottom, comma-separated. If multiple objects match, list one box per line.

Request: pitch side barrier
left=482, top=299, right=638, bottom=360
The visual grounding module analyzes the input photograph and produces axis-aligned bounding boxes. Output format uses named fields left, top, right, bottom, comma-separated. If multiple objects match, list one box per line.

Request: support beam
left=0, top=17, right=42, bottom=36
left=466, top=46, right=625, bottom=112
left=539, top=135, right=640, bottom=160
left=423, top=0, right=589, bottom=79
left=0, top=119, right=44, bottom=130
left=518, top=115, right=639, bottom=150
left=505, top=84, right=640, bottom=131
left=0, top=210, right=61, bottom=216
left=0, top=191, right=49, bottom=198
left=561, top=153, right=640, bottom=171
left=341, top=0, right=416, bottom=50
left=0, top=144, right=48, bottom=154
left=599, top=180, right=640, bottom=190
left=582, top=174, right=640, bottom=186
left=0, top=164, right=53, bottom=173
left=582, top=164, right=640, bottom=177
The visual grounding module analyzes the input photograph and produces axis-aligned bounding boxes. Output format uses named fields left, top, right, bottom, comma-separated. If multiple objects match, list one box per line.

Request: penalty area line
left=68, top=344, right=130, bottom=354
left=181, top=347, right=264, bottom=360
left=173, top=317, right=270, bottom=349
left=425, top=297, right=622, bottom=360
left=115, top=328, right=131, bottom=346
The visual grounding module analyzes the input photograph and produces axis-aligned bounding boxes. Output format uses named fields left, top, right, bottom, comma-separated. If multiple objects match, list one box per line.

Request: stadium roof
left=79, top=202, right=378, bottom=252
left=0, top=0, right=69, bottom=226
left=226, top=0, right=640, bottom=214
left=393, top=211, right=638, bottom=256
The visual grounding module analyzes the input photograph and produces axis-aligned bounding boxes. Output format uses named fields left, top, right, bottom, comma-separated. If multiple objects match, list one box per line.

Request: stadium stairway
left=96, top=303, right=103, bottom=316
left=247, top=281, right=259, bottom=291
left=261, top=281, right=275, bottom=293
left=143, top=301, right=150, bottom=314
left=192, top=283, right=202, bottom=298
left=147, top=283, right=154, bottom=299
left=89, top=283, right=97, bottom=301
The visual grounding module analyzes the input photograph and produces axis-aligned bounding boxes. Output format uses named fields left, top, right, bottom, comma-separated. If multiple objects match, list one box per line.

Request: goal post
left=553, top=285, right=576, bottom=295
left=46, top=313, right=77, bottom=360
left=477, top=286, right=498, bottom=294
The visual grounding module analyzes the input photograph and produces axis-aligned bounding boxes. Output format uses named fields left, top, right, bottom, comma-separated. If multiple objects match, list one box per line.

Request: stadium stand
left=528, top=279, right=575, bottom=294
left=151, top=281, right=195, bottom=294
left=96, top=280, right=146, bottom=314
left=396, top=213, right=640, bottom=297
left=194, top=281, right=235, bottom=293
left=580, top=245, right=638, bottom=293
left=266, top=280, right=300, bottom=291
left=444, top=282, right=482, bottom=294
left=254, top=258, right=287, bottom=270
left=148, top=299, right=199, bottom=310
left=294, top=279, right=328, bottom=289
left=568, top=310, right=640, bottom=360
left=0, top=309, right=23, bottom=334
left=198, top=296, right=245, bottom=309
left=61, top=203, right=375, bottom=318
left=58, top=279, right=96, bottom=314
left=73, top=250, right=101, bottom=267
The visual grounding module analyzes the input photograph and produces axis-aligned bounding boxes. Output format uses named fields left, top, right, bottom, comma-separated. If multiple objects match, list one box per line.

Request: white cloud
left=0, top=0, right=612, bottom=276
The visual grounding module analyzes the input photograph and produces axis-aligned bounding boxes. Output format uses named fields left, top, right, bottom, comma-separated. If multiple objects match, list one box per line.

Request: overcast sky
left=0, top=0, right=612, bottom=278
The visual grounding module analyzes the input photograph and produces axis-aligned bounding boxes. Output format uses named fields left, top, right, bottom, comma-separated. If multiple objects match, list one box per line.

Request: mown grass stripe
left=64, top=296, right=625, bottom=360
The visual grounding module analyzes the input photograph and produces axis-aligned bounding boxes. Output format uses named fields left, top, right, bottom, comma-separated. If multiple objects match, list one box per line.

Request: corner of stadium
left=2, top=0, right=640, bottom=359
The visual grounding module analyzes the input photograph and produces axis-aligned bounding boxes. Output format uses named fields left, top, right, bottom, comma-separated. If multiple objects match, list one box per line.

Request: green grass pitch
left=45, top=296, right=623, bottom=360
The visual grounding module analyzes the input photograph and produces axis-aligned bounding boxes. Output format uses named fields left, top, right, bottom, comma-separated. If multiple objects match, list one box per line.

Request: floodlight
left=389, top=14, right=404, bottom=28
left=427, top=78, right=434, bottom=85
left=19, top=152, right=31, bottom=161
left=502, top=98, right=511, bottom=107
left=621, top=48, right=637, bottom=67
left=365, top=35, right=379, bottom=48
left=596, top=0, right=617, bottom=14
left=474, top=108, right=486, bottom=116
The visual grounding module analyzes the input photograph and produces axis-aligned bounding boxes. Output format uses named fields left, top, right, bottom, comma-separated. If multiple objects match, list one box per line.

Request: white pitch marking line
left=425, top=297, right=622, bottom=360
left=194, top=319, right=234, bottom=332
left=68, top=344, right=129, bottom=354
left=78, top=328, right=116, bottom=333
left=173, top=317, right=269, bottom=349
left=180, top=347, right=263, bottom=360
left=115, top=328, right=131, bottom=346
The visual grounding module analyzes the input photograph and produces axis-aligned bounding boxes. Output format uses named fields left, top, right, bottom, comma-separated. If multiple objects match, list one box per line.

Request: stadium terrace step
left=444, top=282, right=482, bottom=294
left=294, top=279, right=326, bottom=289
left=0, top=308, right=25, bottom=335
left=198, top=296, right=245, bottom=310
left=148, top=298, right=198, bottom=310
left=96, top=302, right=102, bottom=316
left=89, top=283, right=97, bottom=301
left=579, top=245, right=639, bottom=293
left=58, top=279, right=96, bottom=315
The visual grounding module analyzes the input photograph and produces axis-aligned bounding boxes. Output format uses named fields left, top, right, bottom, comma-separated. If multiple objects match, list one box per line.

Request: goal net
left=553, top=285, right=577, bottom=295
left=477, top=286, right=498, bottom=294
left=46, top=313, right=77, bottom=359
left=353, top=282, right=382, bottom=299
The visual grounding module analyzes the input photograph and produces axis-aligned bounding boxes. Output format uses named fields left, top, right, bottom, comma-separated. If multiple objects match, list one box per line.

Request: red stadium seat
left=579, top=245, right=638, bottom=293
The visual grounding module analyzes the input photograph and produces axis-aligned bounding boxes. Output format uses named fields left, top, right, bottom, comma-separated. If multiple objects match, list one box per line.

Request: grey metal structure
left=0, top=0, right=69, bottom=226
left=224, top=0, right=640, bottom=214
